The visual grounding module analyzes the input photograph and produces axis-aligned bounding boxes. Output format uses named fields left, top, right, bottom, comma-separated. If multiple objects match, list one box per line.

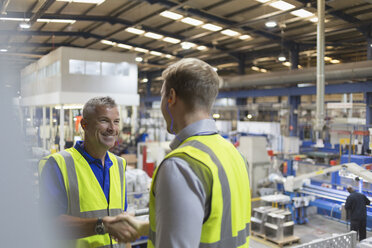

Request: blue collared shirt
left=40, top=141, right=127, bottom=216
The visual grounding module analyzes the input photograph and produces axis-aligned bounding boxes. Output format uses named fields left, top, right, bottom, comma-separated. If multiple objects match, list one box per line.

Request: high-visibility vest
left=40, top=148, right=127, bottom=248
left=148, top=134, right=251, bottom=248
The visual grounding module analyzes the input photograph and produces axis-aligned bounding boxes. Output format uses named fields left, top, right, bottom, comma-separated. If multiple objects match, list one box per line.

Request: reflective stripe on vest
left=148, top=135, right=250, bottom=248
left=52, top=149, right=126, bottom=248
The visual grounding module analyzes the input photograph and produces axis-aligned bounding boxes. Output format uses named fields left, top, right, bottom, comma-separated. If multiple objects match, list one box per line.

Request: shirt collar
left=169, top=119, right=218, bottom=150
left=74, top=140, right=113, bottom=166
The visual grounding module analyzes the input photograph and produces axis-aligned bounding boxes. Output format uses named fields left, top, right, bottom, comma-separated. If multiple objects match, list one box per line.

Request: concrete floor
left=250, top=214, right=372, bottom=248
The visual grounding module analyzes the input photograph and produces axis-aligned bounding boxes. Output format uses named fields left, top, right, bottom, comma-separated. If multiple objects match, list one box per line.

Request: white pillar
left=42, top=106, right=46, bottom=149
left=59, top=105, right=65, bottom=151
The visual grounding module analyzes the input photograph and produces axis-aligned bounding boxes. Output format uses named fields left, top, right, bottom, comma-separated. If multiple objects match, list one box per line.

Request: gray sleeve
left=154, top=157, right=206, bottom=248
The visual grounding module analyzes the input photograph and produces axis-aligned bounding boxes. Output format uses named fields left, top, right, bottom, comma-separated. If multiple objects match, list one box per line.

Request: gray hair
left=162, top=58, right=220, bottom=112
left=82, top=96, right=117, bottom=119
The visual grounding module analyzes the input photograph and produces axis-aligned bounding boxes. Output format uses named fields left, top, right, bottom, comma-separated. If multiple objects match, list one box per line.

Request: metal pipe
left=221, top=60, right=372, bottom=88
left=315, top=0, right=325, bottom=134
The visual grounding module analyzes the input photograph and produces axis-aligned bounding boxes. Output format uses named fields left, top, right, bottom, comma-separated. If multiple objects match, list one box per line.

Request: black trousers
left=350, top=219, right=367, bottom=241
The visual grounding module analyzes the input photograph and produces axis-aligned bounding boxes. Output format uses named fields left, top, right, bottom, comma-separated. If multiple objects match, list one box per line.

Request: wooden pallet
left=251, top=231, right=300, bottom=247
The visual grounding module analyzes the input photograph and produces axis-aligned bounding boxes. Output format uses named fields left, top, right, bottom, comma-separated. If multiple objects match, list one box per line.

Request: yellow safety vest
left=148, top=134, right=251, bottom=248
left=40, top=148, right=126, bottom=248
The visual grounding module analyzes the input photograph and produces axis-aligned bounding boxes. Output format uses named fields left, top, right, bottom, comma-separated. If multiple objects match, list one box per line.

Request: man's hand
left=103, top=215, right=140, bottom=243
left=123, top=213, right=150, bottom=237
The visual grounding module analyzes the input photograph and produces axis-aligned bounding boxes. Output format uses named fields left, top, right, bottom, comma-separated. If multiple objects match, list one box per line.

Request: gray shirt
left=154, top=119, right=217, bottom=248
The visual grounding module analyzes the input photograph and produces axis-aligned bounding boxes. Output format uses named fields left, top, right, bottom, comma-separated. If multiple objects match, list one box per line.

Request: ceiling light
left=150, top=51, right=162, bottom=56
left=135, top=57, right=143, bottom=62
left=331, top=59, right=340, bottom=64
left=142, top=78, right=148, bottom=83
left=283, top=61, right=292, bottom=67
left=165, top=54, right=174, bottom=59
left=0, top=49, right=7, bottom=52
left=324, top=56, right=332, bottom=61
left=239, top=34, right=251, bottom=40
left=310, top=17, right=318, bottom=23
left=278, top=54, right=286, bottom=62
left=56, top=0, right=105, bottom=4
left=101, top=40, right=116, bottom=46
left=247, top=114, right=253, bottom=119
left=159, top=10, right=183, bottom=20
left=197, top=45, right=208, bottom=50
left=19, top=22, right=31, bottom=29
left=221, top=29, right=240, bottom=37
left=181, top=42, right=196, bottom=49
left=144, top=32, right=163, bottom=40
left=201, top=23, right=222, bottom=31
left=181, top=17, right=204, bottom=26
left=291, top=9, right=314, bottom=18
left=251, top=66, right=260, bottom=71
left=163, top=37, right=180, bottom=44
left=134, top=47, right=148, bottom=53
left=370, top=44, right=372, bottom=48
left=212, top=113, right=220, bottom=119
left=265, top=21, right=277, bottom=28
left=260, top=68, right=268, bottom=73
left=255, top=0, right=270, bottom=2
left=298, top=65, right=303, bottom=69
left=37, top=19, right=76, bottom=24
left=212, top=67, right=218, bottom=71
left=125, top=27, right=145, bottom=35
left=117, top=43, right=132, bottom=50
left=269, top=1, right=295, bottom=11
left=0, top=17, right=28, bottom=21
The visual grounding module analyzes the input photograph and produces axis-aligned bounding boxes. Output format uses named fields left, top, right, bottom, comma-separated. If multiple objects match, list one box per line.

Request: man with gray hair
left=40, top=96, right=138, bottom=247
left=345, top=185, right=370, bottom=241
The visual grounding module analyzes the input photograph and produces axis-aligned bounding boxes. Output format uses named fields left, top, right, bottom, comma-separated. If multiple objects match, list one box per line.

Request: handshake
left=103, top=212, right=149, bottom=243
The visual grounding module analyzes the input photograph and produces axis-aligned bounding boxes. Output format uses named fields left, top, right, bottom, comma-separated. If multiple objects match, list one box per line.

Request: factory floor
left=250, top=214, right=372, bottom=247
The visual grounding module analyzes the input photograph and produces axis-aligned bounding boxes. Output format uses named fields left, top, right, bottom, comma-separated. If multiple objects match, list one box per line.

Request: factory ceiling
left=0, top=0, right=371, bottom=95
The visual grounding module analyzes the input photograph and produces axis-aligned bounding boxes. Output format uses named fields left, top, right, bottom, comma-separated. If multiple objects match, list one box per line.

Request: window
left=85, top=61, right=100, bottom=75
left=116, top=62, right=129, bottom=76
left=102, top=62, right=116, bottom=76
left=69, top=59, right=85, bottom=74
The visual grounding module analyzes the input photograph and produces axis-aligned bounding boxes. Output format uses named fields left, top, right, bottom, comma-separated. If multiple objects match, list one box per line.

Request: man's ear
left=168, top=88, right=177, bottom=106
left=81, top=119, right=87, bottom=130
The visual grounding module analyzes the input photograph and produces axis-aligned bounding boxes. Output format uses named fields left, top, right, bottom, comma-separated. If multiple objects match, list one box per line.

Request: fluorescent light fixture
left=117, top=43, right=132, bottom=49
left=181, top=42, right=196, bottom=49
left=125, top=27, right=145, bottom=35
left=181, top=17, right=203, bottom=26
left=260, top=68, right=268, bottom=73
left=144, top=32, right=163, bottom=40
left=256, top=0, right=270, bottom=2
left=56, top=0, right=105, bottom=4
left=331, top=59, right=340, bottom=64
left=291, top=9, right=314, bottom=18
left=278, top=54, right=286, bottom=62
left=19, top=22, right=31, bottom=29
left=142, top=78, right=148, bottom=83
left=197, top=45, right=207, bottom=51
left=55, top=104, right=84, bottom=109
left=310, top=17, right=318, bottom=23
left=239, top=34, right=251, bottom=40
left=134, top=47, right=149, bottom=53
left=159, top=10, right=183, bottom=20
left=269, top=1, right=295, bottom=11
left=247, top=114, right=253, bottom=119
left=265, top=21, right=277, bottom=28
left=201, top=23, right=222, bottom=31
left=283, top=61, right=292, bottom=67
left=135, top=57, right=143, bottom=62
left=101, top=40, right=116, bottom=46
left=212, top=113, right=220, bottom=119
left=163, top=37, right=180, bottom=44
left=0, top=49, right=7, bottom=52
left=0, top=17, right=28, bottom=21
left=212, top=67, right=218, bottom=71
left=165, top=54, right=174, bottom=59
left=38, top=19, right=76, bottom=24
left=324, top=56, right=332, bottom=61
left=221, top=29, right=240, bottom=37
left=251, top=66, right=260, bottom=71
left=150, top=51, right=162, bottom=56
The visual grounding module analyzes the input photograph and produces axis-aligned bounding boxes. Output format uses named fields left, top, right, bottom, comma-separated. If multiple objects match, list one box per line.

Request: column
left=289, top=95, right=301, bottom=136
